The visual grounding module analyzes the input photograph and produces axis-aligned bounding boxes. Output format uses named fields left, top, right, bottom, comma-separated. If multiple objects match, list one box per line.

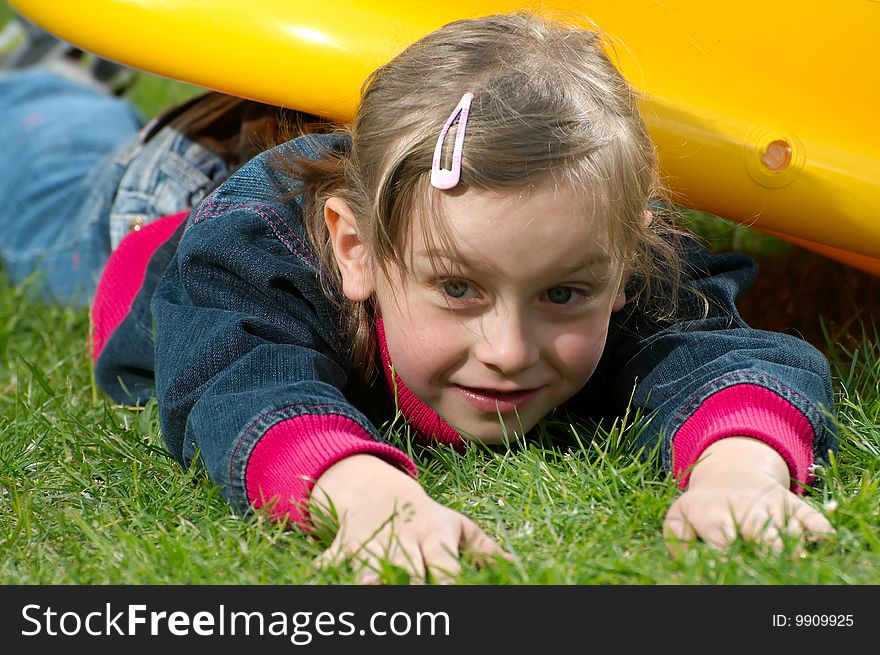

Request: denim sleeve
left=581, top=236, right=838, bottom=473
left=149, top=141, right=383, bottom=515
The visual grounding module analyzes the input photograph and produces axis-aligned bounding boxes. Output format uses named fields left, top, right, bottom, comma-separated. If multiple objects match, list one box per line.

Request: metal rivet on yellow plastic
left=761, top=140, right=792, bottom=171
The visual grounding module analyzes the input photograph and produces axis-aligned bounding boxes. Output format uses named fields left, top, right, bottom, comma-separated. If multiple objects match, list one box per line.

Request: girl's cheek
left=558, top=322, right=609, bottom=371
left=388, top=307, right=457, bottom=360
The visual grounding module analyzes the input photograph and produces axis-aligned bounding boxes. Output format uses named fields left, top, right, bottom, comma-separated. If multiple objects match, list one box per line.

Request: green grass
left=2, top=2, right=879, bottom=585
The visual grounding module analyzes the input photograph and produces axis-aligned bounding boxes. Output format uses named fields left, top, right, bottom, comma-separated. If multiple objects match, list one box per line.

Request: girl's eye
left=440, top=279, right=473, bottom=299
left=545, top=287, right=577, bottom=305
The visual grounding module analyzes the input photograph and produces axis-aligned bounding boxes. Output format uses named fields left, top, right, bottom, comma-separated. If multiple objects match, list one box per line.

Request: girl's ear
left=612, top=273, right=628, bottom=312
left=324, top=196, right=374, bottom=301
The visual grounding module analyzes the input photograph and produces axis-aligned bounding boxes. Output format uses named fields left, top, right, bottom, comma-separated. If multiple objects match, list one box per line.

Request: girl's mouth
left=453, top=385, right=541, bottom=413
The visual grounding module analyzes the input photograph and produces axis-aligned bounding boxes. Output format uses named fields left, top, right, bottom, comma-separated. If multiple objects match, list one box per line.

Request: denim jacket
left=94, top=133, right=838, bottom=519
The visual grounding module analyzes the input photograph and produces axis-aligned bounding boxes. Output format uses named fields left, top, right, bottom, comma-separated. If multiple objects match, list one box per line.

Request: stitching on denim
left=192, top=200, right=316, bottom=266
left=192, top=200, right=318, bottom=267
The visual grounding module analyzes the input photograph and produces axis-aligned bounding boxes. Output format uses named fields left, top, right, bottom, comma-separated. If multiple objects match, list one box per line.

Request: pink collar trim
left=375, top=319, right=464, bottom=449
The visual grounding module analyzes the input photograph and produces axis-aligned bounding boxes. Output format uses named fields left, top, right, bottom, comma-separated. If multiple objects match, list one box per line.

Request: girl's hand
left=310, top=454, right=509, bottom=584
left=663, top=437, right=834, bottom=552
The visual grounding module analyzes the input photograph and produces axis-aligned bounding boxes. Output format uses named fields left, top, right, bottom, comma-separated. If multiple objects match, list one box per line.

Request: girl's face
left=327, top=180, right=627, bottom=443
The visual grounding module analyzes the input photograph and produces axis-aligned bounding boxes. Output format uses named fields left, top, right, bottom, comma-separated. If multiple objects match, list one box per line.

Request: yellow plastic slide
left=10, top=0, right=880, bottom=274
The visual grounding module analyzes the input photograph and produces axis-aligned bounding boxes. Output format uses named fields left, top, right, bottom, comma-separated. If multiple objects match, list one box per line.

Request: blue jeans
left=0, top=69, right=142, bottom=305
left=0, top=69, right=231, bottom=306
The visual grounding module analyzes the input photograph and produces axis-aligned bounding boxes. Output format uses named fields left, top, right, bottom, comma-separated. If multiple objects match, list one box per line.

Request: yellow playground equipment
left=10, top=0, right=880, bottom=275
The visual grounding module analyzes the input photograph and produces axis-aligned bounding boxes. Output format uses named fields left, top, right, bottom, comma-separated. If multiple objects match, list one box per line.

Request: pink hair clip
left=431, top=92, right=475, bottom=190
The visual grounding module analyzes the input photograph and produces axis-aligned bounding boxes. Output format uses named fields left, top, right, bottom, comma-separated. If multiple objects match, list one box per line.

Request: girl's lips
left=454, top=385, right=541, bottom=413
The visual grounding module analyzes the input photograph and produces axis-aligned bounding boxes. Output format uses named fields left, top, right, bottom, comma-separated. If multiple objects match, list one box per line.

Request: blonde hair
left=288, top=11, right=684, bottom=382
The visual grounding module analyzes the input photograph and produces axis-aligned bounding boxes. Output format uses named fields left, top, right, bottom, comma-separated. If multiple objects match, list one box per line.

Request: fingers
left=696, top=517, right=737, bottom=551
left=741, top=498, right=836, bottom=550
left=662, top=499, right=699, bottom=554
left=312, top=537, right=345, bottom=572
left=796, top=504, right=835, bottom=536
left=664, top=492, right=836, bottom=555
left=356, top=537, right=426, bottom=585
left=420, top=537, right=461, bottom=585
left=460, top=517, right=515, bottom=566
left=317, top=534, right=427, bottom=585
left=315, top=516, right=510, bottom=585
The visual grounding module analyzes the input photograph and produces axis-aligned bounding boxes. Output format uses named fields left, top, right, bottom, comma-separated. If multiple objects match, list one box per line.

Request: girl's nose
left=473, top=310, right=540, bottom=375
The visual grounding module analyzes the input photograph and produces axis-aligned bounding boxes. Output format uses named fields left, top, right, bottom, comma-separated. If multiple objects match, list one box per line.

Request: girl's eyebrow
left=557, top=255, right=613, bottom=271
left=414, top=248, right=613, bottom=272
left=413, top=248, right=472, bottom=264
left=413, top=249, right=495, bottom=275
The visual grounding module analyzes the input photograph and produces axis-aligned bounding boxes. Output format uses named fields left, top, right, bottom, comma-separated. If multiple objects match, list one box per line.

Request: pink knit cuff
left=245, top=414, right=418, bottom=527
left=375, top=319, right=464, bottom=449
left=91, top=211, right=189, bottom=361
left=672, top=383, right=815, bottom=493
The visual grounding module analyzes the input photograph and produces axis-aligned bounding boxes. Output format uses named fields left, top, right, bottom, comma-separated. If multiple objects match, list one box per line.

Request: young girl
left=2, top=11, right=837, bottom=583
